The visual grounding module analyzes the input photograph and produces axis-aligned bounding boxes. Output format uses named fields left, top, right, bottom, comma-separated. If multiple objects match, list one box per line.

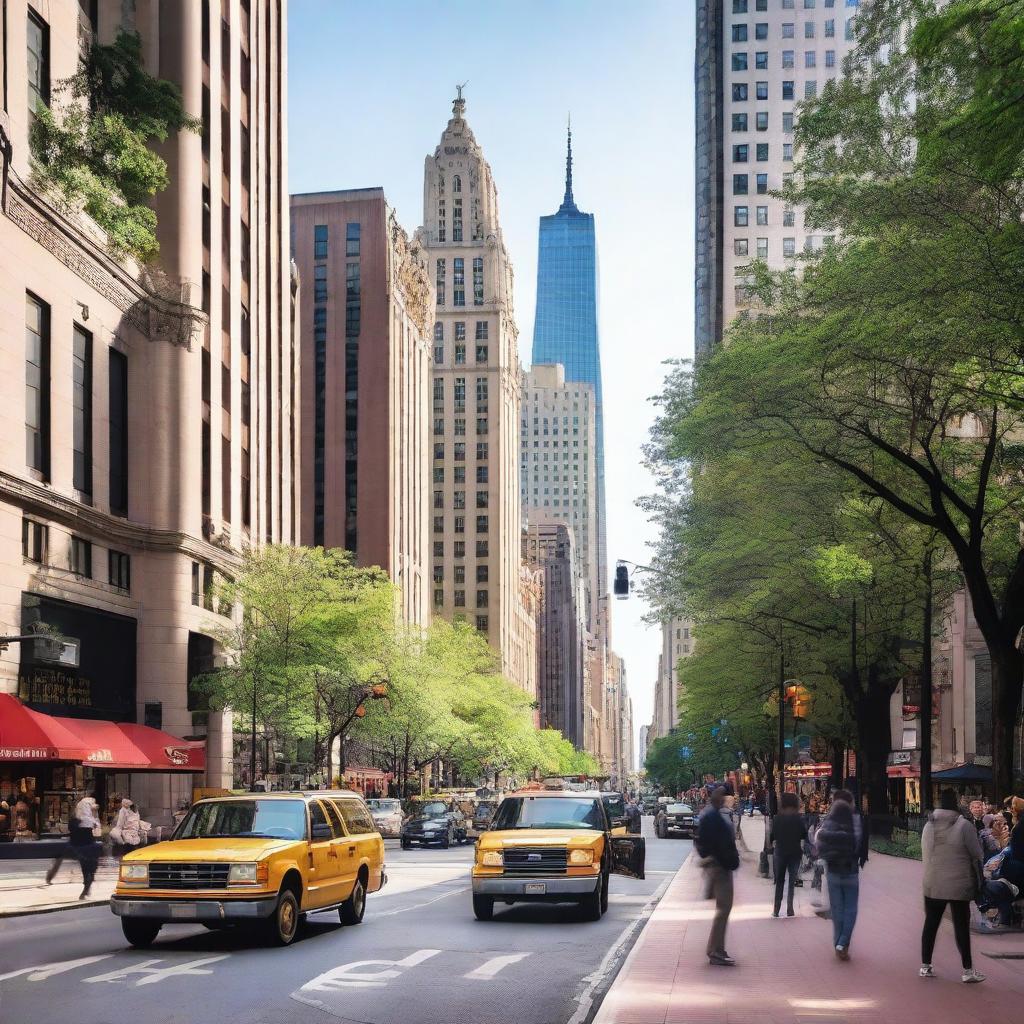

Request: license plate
left=170, top=903, right=198, bottom=919
left=524, top=882, right=546, bottom=895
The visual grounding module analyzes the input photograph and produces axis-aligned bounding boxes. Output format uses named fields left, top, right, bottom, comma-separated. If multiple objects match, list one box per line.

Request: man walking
left=696, top=786, right=740, bottom=966
left=771, top=792, right=807, bottom=917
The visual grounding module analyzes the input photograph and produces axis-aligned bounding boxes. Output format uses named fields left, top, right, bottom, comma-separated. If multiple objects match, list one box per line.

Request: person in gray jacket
left=920, top=788, right=986, bottom=983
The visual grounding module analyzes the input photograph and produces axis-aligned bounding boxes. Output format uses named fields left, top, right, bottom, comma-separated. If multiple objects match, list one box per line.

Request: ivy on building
left=29, top=31, right=200, bottom=263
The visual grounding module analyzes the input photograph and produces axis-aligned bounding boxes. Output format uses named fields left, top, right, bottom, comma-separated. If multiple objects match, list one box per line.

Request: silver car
left=367, top=798, right=404, bottom=838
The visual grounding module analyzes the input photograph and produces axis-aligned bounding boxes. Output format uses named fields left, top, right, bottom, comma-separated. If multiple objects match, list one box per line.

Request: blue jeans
left=827, top=870, right=859, bottom=948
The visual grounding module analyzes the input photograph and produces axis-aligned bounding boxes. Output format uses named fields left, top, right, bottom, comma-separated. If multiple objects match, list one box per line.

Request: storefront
left=0, top=693, right=203, bottom=850
left=343, top=765, right=393, bottom=799
left=784, top=762, right=833, bottom=803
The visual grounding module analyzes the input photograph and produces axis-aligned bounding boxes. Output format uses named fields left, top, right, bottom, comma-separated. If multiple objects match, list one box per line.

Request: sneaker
left=835, top=945, right=849, bottom=961
left=709, top=953, right=736, bottom=966
left=919, top=964, right=936, bottom=978
left=787, top=908, right=795, bottom=917
left=772, top=910, right=780, bottom=918
left=962, top=968, right=986, bottom=984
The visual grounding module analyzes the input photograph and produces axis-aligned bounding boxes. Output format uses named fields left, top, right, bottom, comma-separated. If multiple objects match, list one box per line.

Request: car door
left=608, top=834, right=646, bottom=880
left=306, top=799, right=343, bottom=908
left=334, top=797, right=384, bottom=893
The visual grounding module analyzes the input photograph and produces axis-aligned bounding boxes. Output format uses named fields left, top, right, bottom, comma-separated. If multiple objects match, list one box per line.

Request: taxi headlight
left=569, top=849, right=595, bottom=866
left=480, top=850, right=504, bottom=867
left=120, top=862, right=149, bottom=883
left=228, top=862, right=269, bottom=885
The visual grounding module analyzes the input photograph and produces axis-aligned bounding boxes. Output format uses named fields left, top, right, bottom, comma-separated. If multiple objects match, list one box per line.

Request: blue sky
left=289, top=0, right=695, bottom=756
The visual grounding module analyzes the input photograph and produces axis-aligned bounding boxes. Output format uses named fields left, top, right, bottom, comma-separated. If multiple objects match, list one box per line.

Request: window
left=782, top=81, right=794, bottom=100
left=805, top=21, right=815, bottom=38
left=22, top=519, right=47, bottom=564
left=433, top=516, right=444, bottom=533
left=734, top=206, right=748, bottom=227
left=805, top=48, right=817, bottom=66
left=782, top=22, right=794, bottom=37
left=433, top=588, right=443, bottom=606
left=346, top=222, right=360, bottom=257
left=453, top=174, right=462, bottom=193
left=756, top=0, right=767, bottom=9
left=432, top=466, right=444, bottom=483
left=453, top=258, right=465, bottom=306
left=453, top=197, right=463, bottom=241
left=476, top=490, right=488, bottom=509
left=804, top=80, right=817, bottom=99
left=783, top=208, right=796, bottom=226
left=783, top=142, right=794, bottom=160
left=345, top=262, right=360, bottom=337
left=756, top=142, right=768, bottom=160
left=756, top=173, right=768, bottom=193
left=756, top=205, right=768, bottom=225
left=476, top=465, right=488, bottom=483
left=783, top=237, right=796, bottom=256
left=476, top=564, right=489, bottom=584
left=433, top=321, right=444, bottom=343
left=109, top=550, right=131, bottom=592
left=756, top=111, right=768, bottom=130
left=433, top=489, right=444, bottom=510
left=314, top=224, right=328, bottom=259
left=756, top=237, right=768, bottom=258
left=732, top=83, right=748, bottom=102
left=783, top=0, right=794, bottom=7
left=433, top=417, right=444, bottom=436
left=756, top=81, right=768, bottom=100
left=825, top=48, right=836, bottom=66
left=755, top=51, right=768, bottom=69
left=313, top=263, right=328, bottom=302
left=25, top=293, right=50, bottom=479
left=476, top=590, right=489, bottom=608
left=70, top=536, right=91, bottom=578
left=454, top=442, right=465, bottom=460
left=26, top=8, right=50, bottom=115
left=783, top=111, right=794, bottom=131
left=473, top=258, right=484, bottom=305
left=455, top=321, right=466, bottom=341
left=734, top=238, right=749, bottom=256
left=476, top=515, right=488, bottom=533
left=733, top=174, right=748, bottom=195
left=731, top=112, right=749, bottom=133
left=476, top=540, right=489, bottom=557
left=434, top=343, right=444, bottom=364
left=455, top=343, right=466, bottom=364
left=731, top=52, right=747, bottom=71
left=731, top=24, right=747, bottom=42
left=476, top=344, right=488, bottom=363
left=454, top=515, right=465, bottom=534
left=732, top=0, right=747, bottom=10
left=475, top=377, right=488, bottom=409
left=782, top=49, right=794, bottom=68
left=476, top=442, right=488, bottom=460
left=72, top=325, right=93, bottom=496
left=475, top=321, right=488, bottom=342
left=476, top=616, right=488, bottom=632
left=454, top=465, right=465, bottom=483
left=436, top=259, right=445, bottom=306
left=454, top=540, right=465, bottom=557
left=733, top=143, right=749, bottom=162
left=433, top=541, right=444, bottom=558
left=805, top=0, right=816, bottom=6
left=454, top=590, right=465, bottom=608
left=825, top=19, right=835, bottom=36
left=433, top=565, right=444, bottom=584
left=845, top=17, right=855, bottom=39
left=476, top=416, right=488, bottom=435
left=755, top=23, right=767, bottom=39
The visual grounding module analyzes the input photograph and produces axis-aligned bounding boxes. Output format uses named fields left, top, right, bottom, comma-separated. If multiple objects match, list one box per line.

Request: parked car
left=400, top=800, right=467, bottom=848
left=641, top=795, right=660, bottom=815
left=471, top=800, right=497, bottom=835
left=367, top=798, right=404, bottom=838
left=601, top=792, right=628, bottom=832
left=111, top=791, right=386, bottom=948
left=655, top=802, right=696, bottom=839
left=472, top=788, right=646, bottom=921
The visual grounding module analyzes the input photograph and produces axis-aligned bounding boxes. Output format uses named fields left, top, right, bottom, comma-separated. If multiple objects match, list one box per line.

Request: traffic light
left=614, top=563, right=630, bottom=598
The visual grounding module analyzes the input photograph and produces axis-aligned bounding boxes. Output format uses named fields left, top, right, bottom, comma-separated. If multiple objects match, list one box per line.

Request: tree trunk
left=991, top=650, right=1022, bottom=802
left=852, top=677, right=895, bottom=818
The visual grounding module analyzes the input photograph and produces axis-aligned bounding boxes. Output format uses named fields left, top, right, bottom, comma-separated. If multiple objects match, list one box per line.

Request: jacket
left=815, top=809, right=858, bottom=873
left=770, top=812, right=808, bottom=860
left=696, top=805, right=740, bottom=871
left=922, top=809, right=983, bottom=901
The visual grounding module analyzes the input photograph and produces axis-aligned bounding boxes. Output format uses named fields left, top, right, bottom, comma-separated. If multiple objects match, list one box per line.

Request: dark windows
left=476, top=345, right=488, bottom=363
left=314, top=264, right=327, bottom=302
left=476, top=490, right=489, bottom=509
left=782, top=80, right=794, bottom=100
left=453, top=197, right=463, bottom=241
left=26, top=8, right=50, bottom=115
left=191, top=562, right=202, bottom=605
left=72, top=325, right=93, bottom=496
left=109, top=550, right=131, bottom=592
left=757, top=142, right=769, bottom=160
left=455, top=343, right=466, bottom=364
left=733, top=174, right=748, bottom=195
left=756, top=205, right=769, bottom=225
left=70, top=536, right=91, bottom=578
left=734, top=205, right=749, bottom=227
left=25, top=293, right=50, bottom=479
left=732, top=144, right=748, bottom=162
left=314, top=224, right=328, bottom=259
left=346, top=262, right=360, bottom=337
left=731, top=113, right=748, bottom=132
left=734, top=238, right=749, bottom=256
left=476, top=564, right=488, bottom=582
left=756, top=172, right=768, bottom=194
left=732, top=83, right=748, bottom=102
left=731, top=24, right=747, bottom=42
left=476, top=590, right=489, bottom=608
left=732, top=0, right=747, bottom=10
left=755, top=51, right=768, bottom=69
left=454, top=590, right=465, bottom=608
left=22, top=518, right=47, bottom=563
left=453, top=258, right=465, bottom=306
left=756, top=81, right=768, bottom=100
left=756, top=110, right=769, bottom=130
left=109, top=349, right=128, bottom=516
left=476, top=540, right=489, bottom=557
left=474, top=321, right=488, bottom=340
left=731, top=52, right=747, bottom=71
left=346, top=221, right=360, bottom=256
left=455, top=321, right=466, bottom=341
left=476, top=616, right=488, bottom=632
left=755, top=22, right=768, bottom=39
left=476, top=465, right=488, bottom=483
left=436, top=258, right=445, bottom=306
left=476, top=442, right=488, bottom=461
left=476, top=515, right=488, bottom=533
left=473, top=257, right=484, bottom=305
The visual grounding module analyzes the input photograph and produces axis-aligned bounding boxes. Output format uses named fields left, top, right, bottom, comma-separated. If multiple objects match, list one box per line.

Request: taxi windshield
left=667, top=803, right=692, bottom=814
left=176, top=799, right=307, bottom=840
left=369, top=799, right=401, bottom=813
left=490, top=796, right=605, bottom=831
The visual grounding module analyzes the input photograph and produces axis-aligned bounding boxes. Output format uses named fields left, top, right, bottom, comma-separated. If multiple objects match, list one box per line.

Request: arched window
left=453, top=175, right=462, bottom=193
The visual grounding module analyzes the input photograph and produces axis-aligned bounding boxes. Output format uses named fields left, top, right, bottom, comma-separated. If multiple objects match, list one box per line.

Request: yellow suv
left=472, top=789, right=645, bottom=921
left=111, top=791, right=385, bottom=947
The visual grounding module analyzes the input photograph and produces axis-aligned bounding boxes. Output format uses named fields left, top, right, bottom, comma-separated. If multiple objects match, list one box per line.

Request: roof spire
left=560, top=115, right=578, bottom=213
left=453, top=81, right=468, bottom=120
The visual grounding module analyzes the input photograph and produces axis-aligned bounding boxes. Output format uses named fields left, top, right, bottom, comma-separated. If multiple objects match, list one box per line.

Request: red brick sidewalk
left=594, top=817, right=1024, bottom=1024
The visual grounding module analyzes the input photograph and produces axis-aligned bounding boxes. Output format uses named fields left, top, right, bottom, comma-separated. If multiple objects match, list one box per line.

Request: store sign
left=890, top=750, right=913, bottom=766
left=164, top=746, right=192, bottom=767
left=85, top=749, right=114, bottom=763
left=0, top=746, right=57, bottom=760
left=17, top=668, right=93, bottom=709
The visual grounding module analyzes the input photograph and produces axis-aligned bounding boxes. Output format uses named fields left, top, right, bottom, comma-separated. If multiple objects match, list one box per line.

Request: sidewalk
left=0, top=859, right=116, bottom=916
left=595, top=816, right=1024, bottom=1024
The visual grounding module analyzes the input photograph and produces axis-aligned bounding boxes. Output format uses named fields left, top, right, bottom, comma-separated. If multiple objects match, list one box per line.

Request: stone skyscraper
left=419, top=91, right=536, bottom=697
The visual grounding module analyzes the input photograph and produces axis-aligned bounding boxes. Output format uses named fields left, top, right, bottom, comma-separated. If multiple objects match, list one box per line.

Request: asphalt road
left=0, top=819, right=690, bottom=1024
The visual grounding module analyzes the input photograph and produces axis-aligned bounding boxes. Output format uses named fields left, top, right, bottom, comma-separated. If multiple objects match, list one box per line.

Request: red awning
left=0, top=694, right=204, bottom=771
left=886, top=765, right=920, bottom=779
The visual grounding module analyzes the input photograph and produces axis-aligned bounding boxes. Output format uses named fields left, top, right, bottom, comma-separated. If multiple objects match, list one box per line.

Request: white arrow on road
left=0, top=955, right=112, bottom=983
left=464, top=953, right=530, bottom=980
left=297, top=949, right=441, bottom=995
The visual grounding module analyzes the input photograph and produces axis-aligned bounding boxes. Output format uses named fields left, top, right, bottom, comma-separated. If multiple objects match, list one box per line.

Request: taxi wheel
left=122, top=919, right=161, bottom=948
left=265, top=887, right=300, bottom=946
left=580, top=881, right=603, bottom=921
left=340, top=874, right=367, bottom=926
left=473, top=894, right=494, bottom=921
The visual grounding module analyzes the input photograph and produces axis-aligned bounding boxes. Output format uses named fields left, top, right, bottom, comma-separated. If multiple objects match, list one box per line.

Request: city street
left=0, top=823, right=688, bottom=1024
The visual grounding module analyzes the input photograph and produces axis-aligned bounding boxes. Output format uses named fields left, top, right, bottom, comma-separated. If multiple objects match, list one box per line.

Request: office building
left=291, top=188, right=433, bottom=625
left=651, top=616, right=694, bottom=741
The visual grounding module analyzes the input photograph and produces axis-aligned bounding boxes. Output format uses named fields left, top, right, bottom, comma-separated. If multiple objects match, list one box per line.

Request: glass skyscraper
left=531, top=127, right=607, bottom=610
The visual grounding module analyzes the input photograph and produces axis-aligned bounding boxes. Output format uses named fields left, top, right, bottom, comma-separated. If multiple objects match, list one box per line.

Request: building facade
left=638, top=724, right=651, bottom=770
left=291, top=188, right=432, bottom=625
left=524, top=523, right=586, bottom=746
left=0, top=0, right=295, bottom=826
left=418, top=91, right=534, bottom=691
left=695, top=0, right=857, bottom=358
left=651, top=616, right=694, bottom=741
left=520, top=364, right=599, bottom=631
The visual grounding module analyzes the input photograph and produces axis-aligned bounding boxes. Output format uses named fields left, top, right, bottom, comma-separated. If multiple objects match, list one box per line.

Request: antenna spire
left=561, top=115, right=577, bottom=212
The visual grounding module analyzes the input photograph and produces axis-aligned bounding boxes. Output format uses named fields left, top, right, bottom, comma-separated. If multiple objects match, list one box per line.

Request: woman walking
left=815, top=793, right=863, bottom=959
left=920, top=788, right=985, bottom=983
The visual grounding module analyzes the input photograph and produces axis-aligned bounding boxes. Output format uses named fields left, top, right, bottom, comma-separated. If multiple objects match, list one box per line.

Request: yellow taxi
left=111, top=791, right=386, bottom=947
left=471, top=788, right=645, bottom=921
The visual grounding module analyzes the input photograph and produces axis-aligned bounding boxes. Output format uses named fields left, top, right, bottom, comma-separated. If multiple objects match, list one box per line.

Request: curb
left=0, top=895, right=111, bottom=919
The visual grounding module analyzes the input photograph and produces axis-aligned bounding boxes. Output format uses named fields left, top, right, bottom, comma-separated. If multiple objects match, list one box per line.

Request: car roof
left=196, top=790, right=365, bottom=802
left=504, top=789, right=605, bottom=799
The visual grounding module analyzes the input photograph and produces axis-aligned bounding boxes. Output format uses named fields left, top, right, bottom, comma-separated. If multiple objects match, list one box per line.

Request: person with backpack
left=920, top=788, right=986, bottom=983
left=814, top=790, right=866, bottom=959
left=696, top=785, right=740, bottom=966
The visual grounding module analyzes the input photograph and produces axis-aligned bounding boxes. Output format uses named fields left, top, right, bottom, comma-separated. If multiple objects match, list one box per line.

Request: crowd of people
left=693, top=782, right=1024, bottom=984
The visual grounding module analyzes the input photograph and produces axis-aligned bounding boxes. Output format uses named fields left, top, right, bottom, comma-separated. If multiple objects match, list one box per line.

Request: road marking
left=464, top=953, right=530, bottom=980
left=83, top=955, right=228, bottom=986
left=374, top=883, right=468, bottom=918
left=295, top=949, right=441, bottom=1002
left=0, top=955, right=112, bottom=983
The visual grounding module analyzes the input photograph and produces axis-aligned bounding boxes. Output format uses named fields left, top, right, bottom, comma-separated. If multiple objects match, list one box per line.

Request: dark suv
left=400, top=800, right=467, bottom=848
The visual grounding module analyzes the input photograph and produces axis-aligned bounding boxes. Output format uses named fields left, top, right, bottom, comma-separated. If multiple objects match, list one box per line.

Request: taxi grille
left=503, top=847, right=568, bottom=876
left=147, top=862, right=231, bottom=890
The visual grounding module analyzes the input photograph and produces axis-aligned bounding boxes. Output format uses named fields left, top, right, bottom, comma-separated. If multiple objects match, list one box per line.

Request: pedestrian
left=814, top=791, right=866, bottom=960
left=920, top=788, right=986, bottom=983
left=625, top=798, right=642, bottom=835
left=695, top=785, right=740, bottom=966
left=45, top=795, right=101, bottom=899
left=770, top=791, right=807, bottom=918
